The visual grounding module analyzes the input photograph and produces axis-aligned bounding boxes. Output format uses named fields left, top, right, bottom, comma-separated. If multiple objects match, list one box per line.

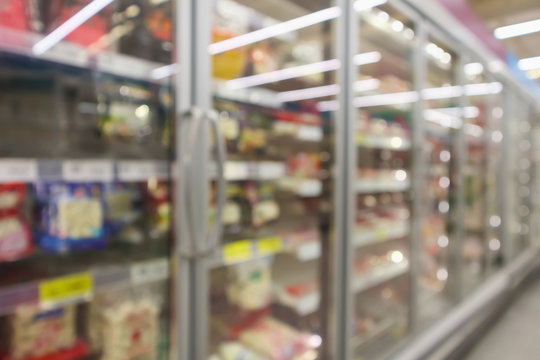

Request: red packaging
left=0, top=184, right=33, bottom=262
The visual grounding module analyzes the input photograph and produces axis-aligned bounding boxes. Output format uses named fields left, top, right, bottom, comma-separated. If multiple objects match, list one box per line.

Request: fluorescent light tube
left=317, top=100, right=339, bottom=112
left=278, top=84, right=340, bottom=102
left=464, top=82, right=502, bottom=96
left=151, top=63, right=179, bottom=80
left=494, top=19, right=540, bottom=39
left=209, top=7, right=341, bottom=55
left=33, top=0, right=114, bottom=55
left=354, top=91, right=419, bottom=107
left=354, top=51, right=382, bottom=66
left=354, top=78, right=380, bottom=92
left=224, top=59, right=340, bottom=90
left=354, top=0, right=387, bottom=12
left=423, top=85, right=462, bottom=100
left=518, top=56, right=540, bottom=71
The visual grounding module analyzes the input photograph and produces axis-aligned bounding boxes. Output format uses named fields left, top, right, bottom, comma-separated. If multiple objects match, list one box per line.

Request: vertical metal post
left=450, top=54, right=467, bottom=301
left=332, top=0, right=355, bottom=358
left=175, top=0, right=212, bottom=359
left=499, top=85, right=514, bottom=264
left=409, top=19, right=427, bottom=332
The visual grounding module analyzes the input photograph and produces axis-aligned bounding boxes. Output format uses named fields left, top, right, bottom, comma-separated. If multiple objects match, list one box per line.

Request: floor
left=465, top=274, right=540, bottom=360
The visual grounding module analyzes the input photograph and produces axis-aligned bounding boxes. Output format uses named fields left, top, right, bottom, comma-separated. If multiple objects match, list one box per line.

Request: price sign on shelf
left=0, top=159, right=37, bottom=182
left=117, top=161, right=168, bottom=182
left=375, top=228, right=389, bottom=241
left=62, top=160, right=114, bottom=182
left=223, top=240, right=252, bottom=264
left=131, top=259, right=170, bottom=285
left=39, top=272, right=93, bottom=307
left=257, top=236, right=283, bottom=256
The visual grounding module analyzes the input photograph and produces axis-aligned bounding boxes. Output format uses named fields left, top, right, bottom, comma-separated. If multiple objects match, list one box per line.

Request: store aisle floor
left=465, top=272, right=540, bottom=360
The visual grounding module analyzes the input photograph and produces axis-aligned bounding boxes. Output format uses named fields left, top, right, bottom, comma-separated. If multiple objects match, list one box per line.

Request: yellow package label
left=257, top=237, right=283, bottom=256
left=223, top=240, right=252, bottom=264
left=40, top=272, right=93, bottom=305
left=375, top=228, right=388, bottom=241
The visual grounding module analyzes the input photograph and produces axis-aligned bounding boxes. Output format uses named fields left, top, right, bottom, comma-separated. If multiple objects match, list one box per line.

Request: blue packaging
left=34, top=182, right=106, bottom=253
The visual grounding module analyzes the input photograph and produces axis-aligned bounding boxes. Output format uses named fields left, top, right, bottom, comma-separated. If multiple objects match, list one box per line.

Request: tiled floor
left=465, top=275, right=540, bottom=359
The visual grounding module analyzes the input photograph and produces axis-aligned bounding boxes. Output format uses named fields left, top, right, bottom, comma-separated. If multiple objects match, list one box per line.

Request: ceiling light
left=209, top=7, right=341, bottom=55
left=354, top=0, right=387, bottom=12
left=518, top=56, right=540, bottom=71
left=33, top=0, right=114, bottom=55
left=278, top=84, right=340, bottom=102
left=494, top=19, right=540, bottom=39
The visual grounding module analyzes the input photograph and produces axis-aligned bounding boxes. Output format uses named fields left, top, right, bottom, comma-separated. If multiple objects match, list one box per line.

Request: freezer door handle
left=207, top=109, right=227, bottom=251
left=181, top=107, right=204, bottom=255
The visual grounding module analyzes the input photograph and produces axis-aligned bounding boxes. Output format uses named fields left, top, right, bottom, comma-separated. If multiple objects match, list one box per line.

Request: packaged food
left=226, top=259, right=273, bottom=311
left=98, top=102, right=152, bottom=141
left=34, top=182, right=106, bottom=253
left=3, top=305, right=84, bottom=360
left=0, top=184, right=33, bottom=262
left=143, top=180, right=170, bottom=239
left=245, top=183, right=280, bottom=228
left=238, top=317, right=314, bottom=360
left=212, top=28, right=248, bottom=80
left=86, top=287, right=162, bottom=360
left=103, top=183, right=142, bottom=243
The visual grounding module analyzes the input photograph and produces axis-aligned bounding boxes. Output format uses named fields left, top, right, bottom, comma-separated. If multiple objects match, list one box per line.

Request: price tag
left=257, top=237, right=283, bottom=256
left=223, top=240, right=252, bottom=264
left=0, top=159, right=37, bottom=182
left=117, top=161, right=168, bottom=181
left=297, top=125, right=323, bottom=142
left=131, top=259, right=170, bottom=285
left=41, top=41, right=89, bottom=67
left=63, top=160, right=114, bottom=182
left=357, top=134, right=366, bottom=145
left=39, top=273, right=93, bottom=306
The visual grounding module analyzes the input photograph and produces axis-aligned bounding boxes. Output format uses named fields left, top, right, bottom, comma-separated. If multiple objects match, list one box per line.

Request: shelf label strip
left=39, top=272, right=93, bottom=306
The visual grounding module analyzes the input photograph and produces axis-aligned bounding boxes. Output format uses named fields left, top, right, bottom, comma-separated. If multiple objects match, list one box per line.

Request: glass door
left=207, top=0, right=337, bottom=359
left=352, top=3, right=415, bottom=358
left=462, top=65, right=502, bottom=293
left=0, top=1, right=177, bottom=359
left=419, top=35, right=458, bottom=325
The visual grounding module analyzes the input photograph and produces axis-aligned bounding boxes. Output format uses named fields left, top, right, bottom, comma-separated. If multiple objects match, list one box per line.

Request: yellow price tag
left=357, top=133, right=366, bottom=145
left=375, top=228, right=388, bottom=241
left=257, top=237, right=283, bottom=256
left=223, top=240, right=252, bottom=264
left=40, top=272, right=93, bottom=305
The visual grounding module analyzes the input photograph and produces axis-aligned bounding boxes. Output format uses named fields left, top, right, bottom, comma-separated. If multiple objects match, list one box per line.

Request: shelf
left=352, top=317, right=400, bottom=350
left=357, top=134, right=411, bottom=151
left=352, top=262, right=409, bottom=294
left=0, top=26, right=168, bottom=83
left=354, top=222, right=410, bottom=248
left=219, top=161, right=287, bottom=181
left=356, top=179, right=410, bottom=194
left=0, top=257, right=169, bottom=316
left=0, top=159, right=169, bottom=183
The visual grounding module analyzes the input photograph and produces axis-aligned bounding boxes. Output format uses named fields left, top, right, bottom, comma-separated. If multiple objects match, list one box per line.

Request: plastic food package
left=238, top=317, right=314, bottom=360
left=103, top=183, right=142, bottom=242
left=226, top=259, right=273, bottom=311
left=0, top=184, right=33, bottom=262
left=4, top=305, right=79, bottom=360
left=85, top=283, right=164, bottom=360
left=34, top=183, right=106, bottom=253
left=144, top=180, right=171, bottom=239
